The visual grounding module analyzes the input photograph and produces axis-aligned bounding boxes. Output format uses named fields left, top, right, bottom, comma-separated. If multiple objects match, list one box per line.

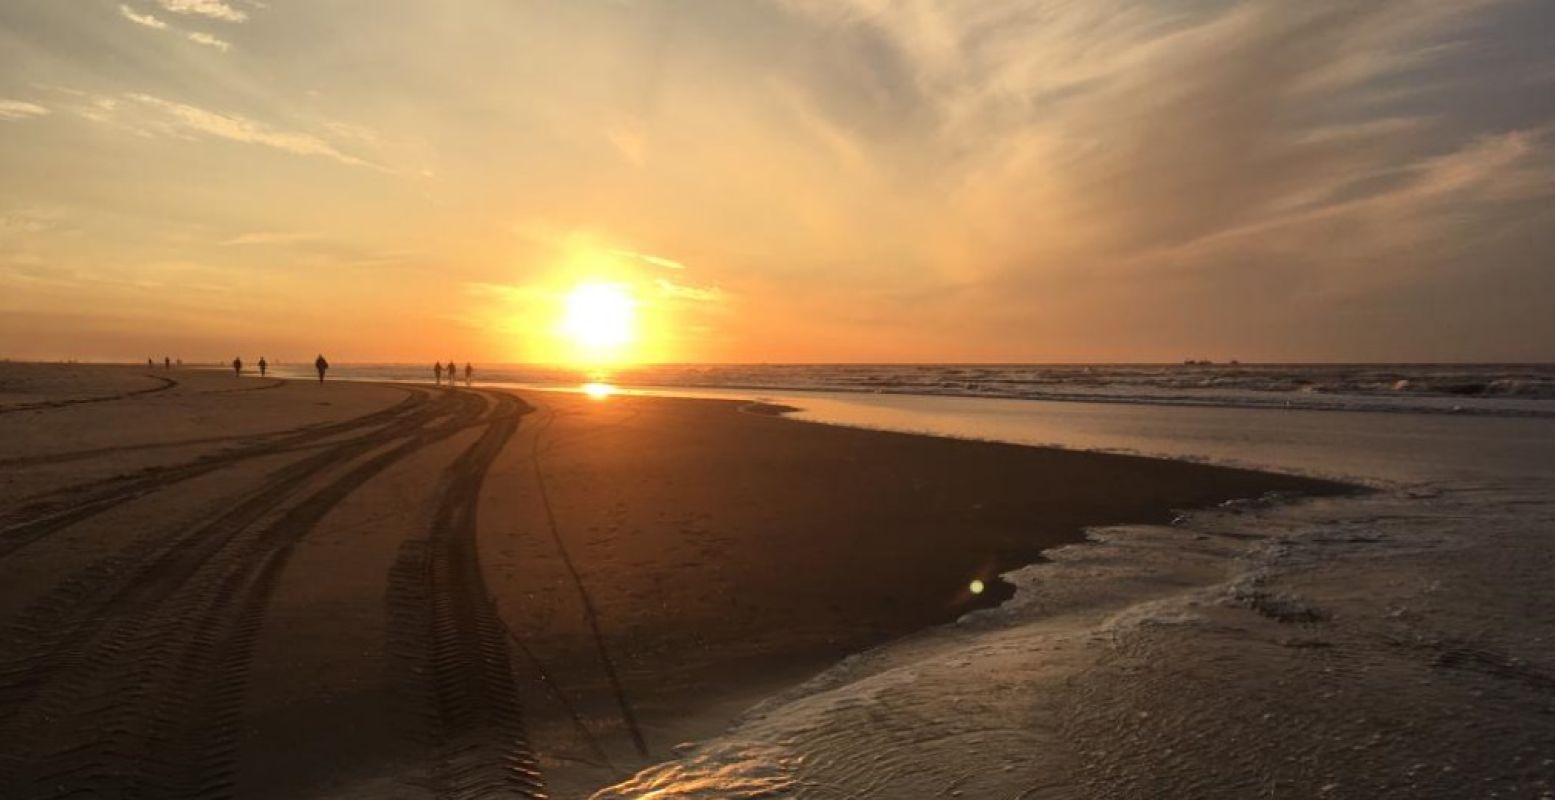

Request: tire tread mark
left=0, top=388, right=435, bottom=559
left=387, top=392, right=546, bottom=798
left=0, top=374, right=178, bottom=415
left=0, top=389, right=495, bottom=798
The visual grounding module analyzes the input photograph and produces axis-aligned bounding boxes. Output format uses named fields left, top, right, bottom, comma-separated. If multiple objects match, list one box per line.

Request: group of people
left=227, top=354, right=332, bottom=383
left=147, top=357, right=182, bottom=369
left=435, top=361, right=474, bottom=387
left=153, top=355, right=480, bottom=388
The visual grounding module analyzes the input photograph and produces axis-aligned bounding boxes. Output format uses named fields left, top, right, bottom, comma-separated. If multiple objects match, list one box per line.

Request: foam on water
left=588, top=482, right=1555, bottom=798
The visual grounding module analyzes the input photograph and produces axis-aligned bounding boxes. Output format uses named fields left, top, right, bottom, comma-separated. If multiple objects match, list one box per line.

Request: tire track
left=0, top=374, right=178, bottom=415
left=0, top=388, right=436, bottom=559
left=0, top=388, right=502, bottom=798
left=0, top=388, right=428, bottom=471
left=387, top=391, right=547, bottom=798
left=523, top=400, right=651, bottom=759
left=196, top=378, right=288, bottom=394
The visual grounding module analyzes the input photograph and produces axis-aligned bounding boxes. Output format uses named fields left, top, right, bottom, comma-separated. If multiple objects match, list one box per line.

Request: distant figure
left=163, top=356, right=171, bottom=370
left=464, top=362, right=473, bottom=386
left=147, top=358, right=154, bottom=368
left=434, top=362, right=443, bottom=385
left=314, top=354, right=329, bottom=383
left=258, top=356, right=268, bottom=377
left=232, top=357, right=243, bottom=377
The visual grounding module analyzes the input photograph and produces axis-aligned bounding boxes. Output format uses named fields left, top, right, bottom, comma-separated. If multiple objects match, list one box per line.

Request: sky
left=1, top=0, right=1552, bottom=364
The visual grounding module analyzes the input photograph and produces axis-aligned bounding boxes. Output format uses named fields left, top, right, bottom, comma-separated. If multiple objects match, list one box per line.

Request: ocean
left=276, top=362, right=1555, bottom=418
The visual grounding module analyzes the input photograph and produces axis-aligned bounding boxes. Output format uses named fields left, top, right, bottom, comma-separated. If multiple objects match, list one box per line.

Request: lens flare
left=969, top=579, right=985, bottom=595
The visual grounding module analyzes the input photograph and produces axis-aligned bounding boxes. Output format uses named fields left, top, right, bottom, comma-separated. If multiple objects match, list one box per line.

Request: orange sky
left=1, top=1, right=1552, bottom=364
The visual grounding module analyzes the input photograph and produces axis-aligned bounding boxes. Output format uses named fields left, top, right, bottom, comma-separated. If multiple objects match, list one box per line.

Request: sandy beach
left=0, top=363, right=1349, bottom=799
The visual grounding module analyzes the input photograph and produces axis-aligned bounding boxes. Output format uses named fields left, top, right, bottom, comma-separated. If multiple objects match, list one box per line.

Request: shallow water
left=584, top=393, right=1555, bottom=799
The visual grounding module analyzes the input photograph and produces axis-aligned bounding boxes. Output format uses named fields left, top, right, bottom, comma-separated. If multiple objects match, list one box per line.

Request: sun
left=560, top=282, right=637, bottom=354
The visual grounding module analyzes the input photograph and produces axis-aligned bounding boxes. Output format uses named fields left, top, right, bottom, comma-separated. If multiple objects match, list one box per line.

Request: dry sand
left=0, top=364, right=1350, bottom=799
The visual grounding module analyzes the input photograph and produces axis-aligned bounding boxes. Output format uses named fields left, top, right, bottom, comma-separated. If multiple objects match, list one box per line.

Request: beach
left=0, top=363, right=1348, bottom=798
left=591, top=381, right=1555, bottom=798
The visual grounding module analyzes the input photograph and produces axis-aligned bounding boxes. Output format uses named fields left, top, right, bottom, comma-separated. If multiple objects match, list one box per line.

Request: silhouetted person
left=147, top=358, right=154, bottom=368
left=464, top=362, right=473, bottom=386
left=314, top=354, right=329, bottom=383
left=163, top=356, right=171, bottom=369
left=232, top=357, right=243, bottom=377
left=434, top=362, right=443, bottom=385
left=258, top=357, right=268, bottom=377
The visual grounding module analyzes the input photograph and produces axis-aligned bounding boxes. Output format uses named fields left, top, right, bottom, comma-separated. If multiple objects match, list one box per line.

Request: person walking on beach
left=314, top=354, right=329, bottom=383
left=464, top=362, right=473, bottom=386
left=147, top=357, right=154, bottom=368
left=164, top=356, right=171, bottom=370
left=434, top=362, right=443, bottom=385
left=258, top=356, right=268, bottom=377
left=232, top=357, right=243, bottom=377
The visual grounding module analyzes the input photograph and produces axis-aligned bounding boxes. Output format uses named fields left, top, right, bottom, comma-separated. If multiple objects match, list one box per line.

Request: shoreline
left=466, top=388, right=1357, bottom=796
left=0, top=364, right=1356, bottom=798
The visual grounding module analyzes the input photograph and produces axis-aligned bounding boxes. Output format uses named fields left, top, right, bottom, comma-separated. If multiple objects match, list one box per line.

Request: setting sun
left=560, top=282, right=637, bottom=355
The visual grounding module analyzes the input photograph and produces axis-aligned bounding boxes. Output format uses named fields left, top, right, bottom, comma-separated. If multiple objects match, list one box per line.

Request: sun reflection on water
left=582, top=382, right=618, bottom=398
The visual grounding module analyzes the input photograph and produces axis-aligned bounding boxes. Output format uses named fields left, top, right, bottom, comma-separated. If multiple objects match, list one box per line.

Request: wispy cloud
left=655, top=278, right=722, bottom=302
left=118, top=4, right=168, bottom=29
left=111, top=93, right=382, bottom=170
left=186, top=31, right=231, bottom=51
left=221, top=231, right=324, bottom=246
left=610, top=248, right=686, bottom=270
left=0, top=207, right=67, bottom=239
left=119, top=2, right=233, bottom=52
left=156, top=0, right=247, bottom=23
left=0, top=100, right=49, bottom=121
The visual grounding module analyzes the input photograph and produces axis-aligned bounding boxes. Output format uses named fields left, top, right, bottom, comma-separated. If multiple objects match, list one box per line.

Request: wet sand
left=0, top=364, right=1351, bottom=798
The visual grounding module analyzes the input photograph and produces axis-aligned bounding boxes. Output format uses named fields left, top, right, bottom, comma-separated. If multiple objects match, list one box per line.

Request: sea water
left=279, top=363, right=1555, bottom=418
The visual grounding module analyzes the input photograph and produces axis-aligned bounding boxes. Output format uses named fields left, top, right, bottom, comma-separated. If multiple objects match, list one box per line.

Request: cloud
left=0, top=207, right=67, bottom=240
left=103, top=93, right=383, bottom=170
left=610, top=248, right=686, bottom=270
left=753, top=2, right=1554, bottom=350
left=118, top=3, right=232, bottom=52
left=0, top=100, right=49, bottom=120
left=1129, top=128, right=1555, bottom=285
left=221, top=231, right=324, bottom=246
left=655, top=278, right=722, bottom=302
left=186, top=31, right=231, bottom=51
left=155, top=0, right=247, bottom=23
left=119, top=4, right=168, bottom=29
